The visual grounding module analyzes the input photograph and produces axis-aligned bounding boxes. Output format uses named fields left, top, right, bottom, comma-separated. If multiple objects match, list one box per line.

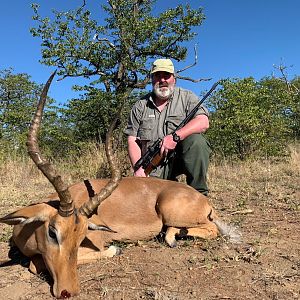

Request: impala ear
left=0, top=203, right=56, bottom=225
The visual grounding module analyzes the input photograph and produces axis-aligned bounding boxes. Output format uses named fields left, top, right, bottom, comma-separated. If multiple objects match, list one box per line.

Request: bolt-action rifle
left=133, top=81, right=219, bottom=176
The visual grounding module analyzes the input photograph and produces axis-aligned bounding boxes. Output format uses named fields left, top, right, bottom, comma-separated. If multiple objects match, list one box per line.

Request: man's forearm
left=175, top=115, right=209, bottom=140
left=127, top=136, right=142, bottom=167
left=127, top=136, right=148, bottom=177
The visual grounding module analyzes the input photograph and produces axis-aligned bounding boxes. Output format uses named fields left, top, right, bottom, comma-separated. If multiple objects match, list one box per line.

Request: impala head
left=0, top=72, right=121, bottom=298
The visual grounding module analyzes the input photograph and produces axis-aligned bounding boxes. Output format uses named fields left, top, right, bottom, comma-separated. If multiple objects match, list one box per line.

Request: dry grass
left=0, top=143, right=299, bottom=240
left=0, top=142, right=131, bottom=215
left=0, top=144, right=299, bottom=299
left=207, top=144, right=300, bottom=222
left=208, top=147, right=299, bottom=211
left=0, top=143, right=299, bottom=210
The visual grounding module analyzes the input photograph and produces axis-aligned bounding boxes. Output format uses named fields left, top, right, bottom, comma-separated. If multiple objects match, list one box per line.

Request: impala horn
left=26, top=71, right=74, bottom=217
left=79, top=108, right=122, bottom=217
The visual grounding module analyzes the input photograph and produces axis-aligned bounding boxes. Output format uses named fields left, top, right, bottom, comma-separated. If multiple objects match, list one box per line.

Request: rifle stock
left=143, top=152, right=164, bottom=176
left=133, top=139, right=162, bottom=173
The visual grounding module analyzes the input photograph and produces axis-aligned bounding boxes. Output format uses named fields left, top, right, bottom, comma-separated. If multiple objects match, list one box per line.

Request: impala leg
left=165, top=223, right=219, bottom=247
left=183, top=224, right=219, bottom=240
left=77, top=245, right=121, bottom=264
left=165, top=227, right=180, bottom=248
left=78, top=232, right=121, bottom=264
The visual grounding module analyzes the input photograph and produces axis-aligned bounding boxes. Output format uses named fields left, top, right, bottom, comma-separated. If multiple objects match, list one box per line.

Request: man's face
left=152, top=71, right=176, bottom=100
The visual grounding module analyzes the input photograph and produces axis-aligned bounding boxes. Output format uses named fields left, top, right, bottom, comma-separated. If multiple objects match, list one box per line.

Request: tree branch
left=133, top=75, right=151, bottom=89
left=133, top=0, right=144, bottom=17
left=93, top=34, right=116, bottom=49
left=78, top=0, right=86, bottom=12
left=56, top=69, right=106, bottom=81
left=273, top=62, right=299, bottom=95
left=175, top=75, right=212, bottom=83
left=176, top=44, right=198, bottom=74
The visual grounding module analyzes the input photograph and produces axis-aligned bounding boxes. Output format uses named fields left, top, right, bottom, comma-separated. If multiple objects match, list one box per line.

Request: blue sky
left=1, top=0, right=299, bottom=104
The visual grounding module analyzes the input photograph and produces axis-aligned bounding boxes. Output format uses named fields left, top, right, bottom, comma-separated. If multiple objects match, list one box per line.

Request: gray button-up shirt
left=125, top=87, right=209, bottom=154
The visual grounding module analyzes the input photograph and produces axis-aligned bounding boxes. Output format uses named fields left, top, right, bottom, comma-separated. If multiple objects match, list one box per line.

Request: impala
left=0, top=73, right=241, bottom=299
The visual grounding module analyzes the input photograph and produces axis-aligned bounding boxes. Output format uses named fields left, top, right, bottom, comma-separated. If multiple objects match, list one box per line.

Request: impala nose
left=60, top=290, right=71, bottom=298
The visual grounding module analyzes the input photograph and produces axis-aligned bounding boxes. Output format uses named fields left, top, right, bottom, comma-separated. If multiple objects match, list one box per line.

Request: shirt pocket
left=138, top=119, right=156, bottom=141
left=165, top=115, right=185, bottom=134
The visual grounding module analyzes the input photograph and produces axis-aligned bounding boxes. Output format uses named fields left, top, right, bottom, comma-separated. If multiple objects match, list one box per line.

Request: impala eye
left=48, top=226, right=58, bottom=244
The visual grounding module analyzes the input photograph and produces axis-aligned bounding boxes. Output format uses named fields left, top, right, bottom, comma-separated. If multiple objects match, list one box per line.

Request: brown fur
left=1, top=176, right=238, bottom=298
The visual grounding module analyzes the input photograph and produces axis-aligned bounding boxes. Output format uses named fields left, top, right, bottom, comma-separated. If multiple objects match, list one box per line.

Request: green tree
left=0, top=69, right=73, bottom=158
left=275, top=74, right=300, bottom=140
left=0, top=69, right=47, bottom=154
left=206, top=77, right=293, bottom=159
left=289, top=77, right=300, bottom=138
left=30, top=0, right=205, bottom=106
left=65, top=87, right=139, bottom=143
left=269, top=64, right=300, bottom=140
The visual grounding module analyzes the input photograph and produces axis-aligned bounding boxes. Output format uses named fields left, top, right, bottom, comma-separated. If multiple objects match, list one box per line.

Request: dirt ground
left=0, top=160, right=299, bottom=300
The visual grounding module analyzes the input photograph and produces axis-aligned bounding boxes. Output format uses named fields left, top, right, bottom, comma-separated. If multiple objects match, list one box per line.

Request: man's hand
left=160, top=134, right=177, bottom=157
left=134, top=167, right=147, bottom=177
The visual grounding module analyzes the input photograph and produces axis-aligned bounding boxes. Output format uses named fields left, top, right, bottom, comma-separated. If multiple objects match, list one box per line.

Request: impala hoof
left=170, top=240, right=177, bottom=248
left=108, top=245, right=122, bottom=257
left=165, top=238, right=177, bottom=248
left=115, top=246, right=122, bottom=256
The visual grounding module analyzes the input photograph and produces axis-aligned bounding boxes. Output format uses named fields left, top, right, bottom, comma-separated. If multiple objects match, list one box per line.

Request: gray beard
left=153, top=84, right=175, bottom=100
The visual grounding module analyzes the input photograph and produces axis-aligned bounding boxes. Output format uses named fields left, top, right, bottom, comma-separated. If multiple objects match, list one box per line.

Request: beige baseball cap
left=151, top=58, right=175, bottom=74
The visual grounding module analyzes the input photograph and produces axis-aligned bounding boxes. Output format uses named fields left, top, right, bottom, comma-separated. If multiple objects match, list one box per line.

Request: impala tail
left=207, top=208, right=242, bottom=244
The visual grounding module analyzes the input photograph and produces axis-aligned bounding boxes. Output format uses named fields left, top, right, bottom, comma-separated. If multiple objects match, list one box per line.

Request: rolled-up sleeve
left=124, top=101, right=143, bottom=137
left=187, top=91, right=209, bottom=117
